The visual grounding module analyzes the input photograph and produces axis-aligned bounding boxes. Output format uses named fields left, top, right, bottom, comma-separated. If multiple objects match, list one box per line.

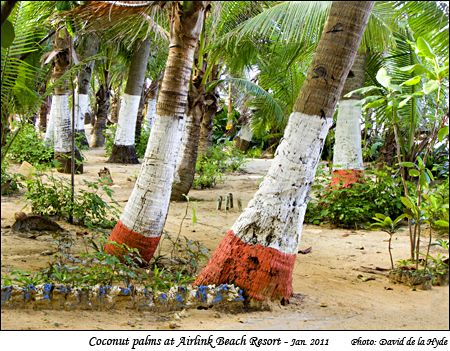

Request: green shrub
left=5, top=123, right=54, bottom=168
left=104, top=124, right=117, bottom=157
left=194, top=141, right=246, bottom=189
left=212, top=107, right=240, bottom=144
left=305, top=168, right=404, bottom=228
left=25, top=173, right=120, bottom=229
left=1, top=165, right=23, bottom=195
left=135, top=127, right=150, bottom=158
left=246, top=146, right=263, bottom=159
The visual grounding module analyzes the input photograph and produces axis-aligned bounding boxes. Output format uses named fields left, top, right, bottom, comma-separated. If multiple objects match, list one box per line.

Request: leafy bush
left=194, top=141, right=246, bottom=189
left=5, top=123, right=54, bottom=168
left=104, top=124, right=117, bottom=157
left=416, top=178, right=449, bottom=234
left=305, top=168, right=404, bottom=228
left=135, top=127, right=150, bottom=158
left=212, top=107, right=240, bottom=144
left=1, top=165, right=23, bottom=195
left=25, top=173, right=120, bottom=229
left=246, top=146, right=263, bottom=158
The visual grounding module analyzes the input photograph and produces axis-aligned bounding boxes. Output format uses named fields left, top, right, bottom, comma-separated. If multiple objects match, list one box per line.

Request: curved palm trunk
left=51, top=28, right=83, bottom=174
left=144, top=78, right=159, bottom=130
left=110, top=85, right=121, bottom=124
left=171, top=86, right=218, bottom=200
left=197, top=98, right=215, bottom=156
left=75, top=34, right=99, bottom=148
left=38, top=96, right=50, bottom=133
left=43, top=95, right=54, bottom=146
left=171, top=81, right=203, bottom=201
left=195, top=1, right=374, bottom=302
left=197, top=64, right=219, bottom=156
left=331, top=53, right=366, bottom=187
left=90, top=83, right=110, bottom=147
left=105, top=1, right=208, bottom=262
left=108, top=38, right=151, bottom=164
left=134, top=84, right=147, bottom=146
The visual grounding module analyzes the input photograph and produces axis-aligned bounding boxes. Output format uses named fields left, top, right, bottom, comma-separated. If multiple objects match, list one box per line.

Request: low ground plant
left=194, top=141, right=246, bottom=189
left=5, top=123, right=54, bottom=168
left=1, top=230, right=209, bottom=293
left=25, top=173, right=120, bottom=229
left=1, top=165, right=23, bottom=195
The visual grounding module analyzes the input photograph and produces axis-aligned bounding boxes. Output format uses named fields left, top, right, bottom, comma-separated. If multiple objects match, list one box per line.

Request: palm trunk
left=171, top=67, right=219, bottom=201
left=38, top=96, right=50, bottom=133
left=197, top=65, right=219, bottom=156
left=144, top=78, right=159, bottom=130
left=197, top=97, right=215, bottom=156
left=195, top=1, right=374, bottom=302
left=44, top=102, right=55, bottom=147
left=331, top=53, right=366, bottom=187
left=134, top=84, right=147, bottom=146
left=108, top=38, right=151, bottom=164
left=379, top=129, right=397, bottom=166
left=51, top=28, right=83, bottom=174
left=171, top=82, right=203, bottom=201
left=105, top=1, right=208, bottom=262
left=110, top=86, right=121, bottom=124
left=75, top=34, right=99, bottom=148
left=90, top=83, right=110, bottom=147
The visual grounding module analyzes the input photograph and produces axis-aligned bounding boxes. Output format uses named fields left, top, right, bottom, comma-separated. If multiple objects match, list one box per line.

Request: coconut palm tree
left=105, top=1, right=209, bottom=262
left=171, top=1, right=270, bottom=200
left=195, top=1, right=374, bottom=303
left=170, top=56, right=218, bottom=201
left=74, top=33, right=100, bottom=148
left=107, top=38, right=151, bottom=164
left=218, top=1, right=448, bottom=166
left=330, top=53, right=366, bottom=187
left=49, top=27, right=83, bottom=174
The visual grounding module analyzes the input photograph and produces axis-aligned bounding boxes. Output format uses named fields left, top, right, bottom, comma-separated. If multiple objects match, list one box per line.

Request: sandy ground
left=1, top=147, right=449, bottom=330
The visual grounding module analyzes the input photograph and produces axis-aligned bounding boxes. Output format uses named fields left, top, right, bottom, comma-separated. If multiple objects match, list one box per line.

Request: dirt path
left=1, top=147, right=448, bottom=330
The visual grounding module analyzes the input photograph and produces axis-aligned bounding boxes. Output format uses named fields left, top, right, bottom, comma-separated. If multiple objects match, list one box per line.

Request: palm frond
left=395, top=1, right=449, bottom=57
left=64, top=0, right=168, bottom=46
left=209, top=76, right=285, bottom=130
left=1, top=1, right=53, bottom=121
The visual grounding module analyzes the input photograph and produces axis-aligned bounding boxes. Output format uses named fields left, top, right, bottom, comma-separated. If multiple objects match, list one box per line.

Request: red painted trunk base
left=195, top=230, right=296, bottom=302
left=105, top=220, right=160, bottom=262
left=330, top=169, right=364, bottom=188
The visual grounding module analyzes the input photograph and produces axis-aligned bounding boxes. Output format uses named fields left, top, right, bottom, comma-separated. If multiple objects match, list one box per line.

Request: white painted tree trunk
left=44, top=99, right=56, bottom=147
left=145, top=91, right=157, bottom=131
left=172, top=112, right=190, bottom=184
left=74, top=93, right=90, bottom=132
left=52, top=94, right=72, bottom=153
left=237, top=122, right=253, bottom=143
left=120, top=115, right=185, bottom=235
left=332, top=99, right=364, bottom=171
left=114, top=94, right=141, bottom=146
left=106, top=1, right=207, bottom=261
left=231, top=112, right=333, bottom=254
